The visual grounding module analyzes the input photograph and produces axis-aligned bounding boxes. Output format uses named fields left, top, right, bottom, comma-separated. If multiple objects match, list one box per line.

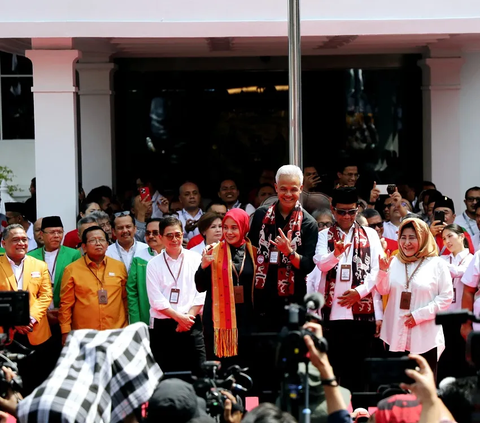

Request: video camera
left=0, top=290, right=32, bottom=397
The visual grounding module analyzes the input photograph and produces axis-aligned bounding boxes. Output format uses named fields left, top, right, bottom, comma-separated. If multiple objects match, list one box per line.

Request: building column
left=25, top=49, right=81, bottom=231
left=419, top=56, right=464, bottom=210
left=77, top=62, right=116, bottom=194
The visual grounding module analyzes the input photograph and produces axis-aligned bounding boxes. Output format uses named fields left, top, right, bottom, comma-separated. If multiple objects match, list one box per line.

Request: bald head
left=179, top=182, right=201, bottom=212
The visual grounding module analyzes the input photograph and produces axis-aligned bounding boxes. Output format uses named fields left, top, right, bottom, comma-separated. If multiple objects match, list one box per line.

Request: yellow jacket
left=0, top=254, right=53, bottom=345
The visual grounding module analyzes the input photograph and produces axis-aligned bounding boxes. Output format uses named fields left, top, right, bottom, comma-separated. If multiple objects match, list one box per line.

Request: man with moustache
left=0, top=224, right=52, bottom=394
left=59, top=226, right=128, bottom=345
left=218, top=178, right=255, bottom=214
left=127, top=218, right=164, bottom=325
left=106, top=212, right=148, bottom=272
left=177, top=182, right=203, bottom=242
left=314, top=187, right=383, bottom=392
left=33, top=218, right=44, bottom=249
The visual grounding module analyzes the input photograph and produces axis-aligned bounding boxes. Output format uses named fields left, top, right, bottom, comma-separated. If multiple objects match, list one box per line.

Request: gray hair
left=275, top=165, right=304, bottom=185
left=77, top=215, right=98, bottom=231
left=90, top=211, right=110, bottom=221
left=2, top=224, right=25, bottom=241
left=312, top=208, right=334, bottom=222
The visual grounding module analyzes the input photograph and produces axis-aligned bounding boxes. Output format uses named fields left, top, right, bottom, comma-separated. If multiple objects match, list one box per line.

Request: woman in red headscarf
left=195, top=208, right=256, bottom=361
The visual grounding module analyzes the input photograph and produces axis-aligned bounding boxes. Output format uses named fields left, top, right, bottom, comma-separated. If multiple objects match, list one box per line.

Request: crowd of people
left=0, top=161, right=480, bottom=422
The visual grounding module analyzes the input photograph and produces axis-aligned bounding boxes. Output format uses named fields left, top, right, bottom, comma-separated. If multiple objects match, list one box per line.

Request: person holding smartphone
left=429, top=196, right=475, bottom=255
left=377, top=218, right=452, bottom=378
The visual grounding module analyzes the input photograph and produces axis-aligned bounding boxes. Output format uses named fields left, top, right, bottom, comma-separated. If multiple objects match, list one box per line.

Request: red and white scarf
left=255, top=201, right=303, bottom=296
left=325, top=223, right=374, bottom=321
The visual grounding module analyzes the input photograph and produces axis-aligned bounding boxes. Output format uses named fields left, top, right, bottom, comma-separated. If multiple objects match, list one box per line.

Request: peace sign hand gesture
left=270, top=228, right=293, bottom=256
left=379, top=254, right=394, bottom=272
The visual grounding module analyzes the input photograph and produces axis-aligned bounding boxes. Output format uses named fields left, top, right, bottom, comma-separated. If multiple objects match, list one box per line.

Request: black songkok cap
left=434, top=196, right=455, bottom=214
left=332, top=187, right=358, bottom=206
left=41, top=216, right=63, bottom=230
left=5, top=202, right=25, bottom=215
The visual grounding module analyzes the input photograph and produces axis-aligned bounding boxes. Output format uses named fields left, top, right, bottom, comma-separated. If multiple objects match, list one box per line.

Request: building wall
left=0, top=139, right=35, bottom=199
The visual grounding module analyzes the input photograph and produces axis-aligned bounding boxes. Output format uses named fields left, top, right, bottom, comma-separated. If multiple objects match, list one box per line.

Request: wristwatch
left=321, top=377, right=339, bottom=387
left=288, top=250, right=296, bottom=261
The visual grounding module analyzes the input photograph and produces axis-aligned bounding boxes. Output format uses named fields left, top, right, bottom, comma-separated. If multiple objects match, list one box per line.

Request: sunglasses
left=368, top=222, right=384, bottom=230
left=318, top=222, right=333, bottom=229
left=146, top=230, right=160, bottom=237
left=334, top=208, right=358, bottom=217
left=164, top=232, right=183, bottom=240
left=114, top=211, right=131, bottom=218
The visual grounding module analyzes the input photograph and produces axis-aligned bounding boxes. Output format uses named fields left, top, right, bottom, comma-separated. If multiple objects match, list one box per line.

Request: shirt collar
left=164, top=248, right=184, bottom=262
left=116, top=240, right=135, bottom=253
left=85, top=254, right=107, bottom=267
left=6, top=254, right=26, bottom=267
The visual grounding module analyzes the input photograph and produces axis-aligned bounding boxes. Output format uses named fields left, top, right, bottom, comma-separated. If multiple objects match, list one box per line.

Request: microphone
left=304, top=292, right=325, bottom=311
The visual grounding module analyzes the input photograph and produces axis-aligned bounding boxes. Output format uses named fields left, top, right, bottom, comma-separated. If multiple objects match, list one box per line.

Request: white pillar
left=459, top=53, right=480, bottom=198
left=419, top=56, right=465, bottom=211
left=25, top=49, right=81, bottom=231
left=77, top=62, right=115, bottom=193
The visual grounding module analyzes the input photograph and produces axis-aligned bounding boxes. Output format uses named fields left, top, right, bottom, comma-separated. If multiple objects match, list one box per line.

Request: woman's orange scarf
left=211, top=239, right=255, bottom=358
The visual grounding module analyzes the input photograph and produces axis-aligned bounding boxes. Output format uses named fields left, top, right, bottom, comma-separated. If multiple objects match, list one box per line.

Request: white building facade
left=0, top=0, right=480, bottom=230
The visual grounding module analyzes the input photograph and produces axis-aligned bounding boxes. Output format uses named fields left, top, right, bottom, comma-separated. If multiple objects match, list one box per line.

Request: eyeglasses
left=146, top=230, right=160, bottom=237
left=86, top=238, right=108, bottom=245
left=114, top=211, right=131, bottom=218
left=368, top=222, right=384, bottom=230
left=43, top=230, right=64, bottom=236
left=342, top=172, right=360, bottom=180
left=164, top=232, right=183, bottom=240
left=99, top=222, right=111, bottom=229
left=466, top=197, right=480, bottom=203
left=317, top=222, right=333, bottom=229
left=334, top=208, right=358, bottom=216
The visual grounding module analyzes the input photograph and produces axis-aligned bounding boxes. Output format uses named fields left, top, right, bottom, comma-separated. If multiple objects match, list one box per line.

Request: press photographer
left=0, top=224, right=53, bottom=394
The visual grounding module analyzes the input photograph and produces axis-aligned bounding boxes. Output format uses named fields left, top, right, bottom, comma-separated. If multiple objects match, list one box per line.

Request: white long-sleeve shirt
left=441, top=249, right=473, bottom=312
left=461, top=250, right=480, bottom=331
left=376, top=256, right=453, bottom=359
left=455, top=212, right=479, bottom=238
left=178, top=209, right=203, bottom=241
left=146, top=248, right=205, bottom=323
left=106, top=240, right=148, bottom=273
left=313, top=225, right=384, bottom=321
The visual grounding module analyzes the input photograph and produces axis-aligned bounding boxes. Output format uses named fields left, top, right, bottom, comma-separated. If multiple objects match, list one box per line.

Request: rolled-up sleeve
left=146, top=261, right=170, bottom=311
left=314, top=229, right=340, bottom=272
left=462, top=252, right=480, bottom=288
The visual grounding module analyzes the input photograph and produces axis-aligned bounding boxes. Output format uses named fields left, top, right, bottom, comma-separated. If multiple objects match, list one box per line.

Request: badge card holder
left=98, top=289, right=108, bottom=305
left=234, top=286, right=244, bottom=304
left=340, top=264, right=351, bottom=282
left=269, top=247, right=279, bottom=265
left=400, top=291, right=412, bottom=310
left=169, top=288, right=180, bottom=304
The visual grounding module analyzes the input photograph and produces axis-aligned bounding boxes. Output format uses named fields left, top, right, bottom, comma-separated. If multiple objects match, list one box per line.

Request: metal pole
left=288, top=0, right=303, bottom=168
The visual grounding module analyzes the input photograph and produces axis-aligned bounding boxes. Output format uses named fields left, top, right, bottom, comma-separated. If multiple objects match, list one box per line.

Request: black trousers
left=150, top=316, right=206, bottom=376
left=387, top=346, right=438, bottom=382
left=324, top=320, right=376, bottom=393
left=438, top=323, right=474, bottom=382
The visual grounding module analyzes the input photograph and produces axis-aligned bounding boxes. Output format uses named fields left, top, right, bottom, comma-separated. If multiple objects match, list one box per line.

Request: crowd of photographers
left=1, top=162, right=480, bottom=422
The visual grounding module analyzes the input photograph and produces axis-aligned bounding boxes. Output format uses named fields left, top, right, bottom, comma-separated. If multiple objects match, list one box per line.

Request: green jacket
left=28, top=245, right=81, bottom=308
left=0, top=247, right=4, bottom=254
left=126, top=248, right=156, bottom=325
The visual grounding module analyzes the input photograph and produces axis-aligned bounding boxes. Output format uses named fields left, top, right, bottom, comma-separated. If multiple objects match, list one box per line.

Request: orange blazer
left=0, top=254, right=52, bottom=345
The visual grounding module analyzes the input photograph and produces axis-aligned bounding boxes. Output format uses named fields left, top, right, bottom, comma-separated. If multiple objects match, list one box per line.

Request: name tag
left=109, top=272, right=115, bottom=276
left=340, top=265, right=351, bottom=282
left=31, top=271, right=41, bottom=278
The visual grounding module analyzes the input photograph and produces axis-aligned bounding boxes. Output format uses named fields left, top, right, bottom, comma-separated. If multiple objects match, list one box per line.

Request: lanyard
left=231, top=250, right=246, bottom=285
left=463, top=212, right=476, bottom=235
left=84, top=256, right=106, bottom=288
left=164, top=254, right=184, bottom=286
left=404, top=258, right=425, bottom=290
left=42, top=247, right=60, bottom=281
left=337, top=225, right=355, bottom=258
left=115, top=241, right=136, bottom=269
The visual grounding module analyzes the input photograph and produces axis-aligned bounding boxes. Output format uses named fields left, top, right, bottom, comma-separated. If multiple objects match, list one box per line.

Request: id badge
left=270, top=247, right=279, bottom=264
left=400, top=291, right=412, bottom=310
left=98, top=289, right=108, bottom=305
left=340, top=264, right=351, bottom=282
left=234, top=286, right=244, bottom=304
left=169, top=288, right=180, bottom=304
left=453, top=287, right=456, bottom=304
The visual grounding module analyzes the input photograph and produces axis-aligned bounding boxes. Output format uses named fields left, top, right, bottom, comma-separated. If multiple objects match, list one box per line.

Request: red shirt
left=186, top=234, right=204, bottom=250
left=63, top=229, right=81, bottom=248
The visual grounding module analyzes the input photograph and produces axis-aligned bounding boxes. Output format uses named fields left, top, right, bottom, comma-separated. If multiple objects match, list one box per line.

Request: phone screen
left=434, top=211, right=445, bottom=224
left=365, top=357, right=417, bottom=387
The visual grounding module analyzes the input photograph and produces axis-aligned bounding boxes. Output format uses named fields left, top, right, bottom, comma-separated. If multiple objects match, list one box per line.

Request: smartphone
left=387, top=184, right=397, bottom=195
left=139, top=187, right=150, bottom=201
left=376, top=185, right=389, bottom=195
left=365, top=357, right=417, bottom=387
left=434, top=210, right=445, bottom=225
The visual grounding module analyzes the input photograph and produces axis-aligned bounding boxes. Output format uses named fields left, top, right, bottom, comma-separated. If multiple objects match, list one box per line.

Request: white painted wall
left=0, top=1, right=480, bottom=37
left=0, top=139, right=35, bottom=200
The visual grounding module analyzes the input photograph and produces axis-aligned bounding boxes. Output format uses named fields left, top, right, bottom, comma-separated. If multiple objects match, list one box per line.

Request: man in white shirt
left=5, top=202, right=37, bottom=251
left=314, top=187, right=383, bottom=392
left=106, top=212, right=148, bottom=273
left=461, top=249, right=480, bottom=338
left=455, top=186, right=480, bottom=238
left=147, top=216, right=205, bottom=374
left=177, top=181, right=203, bottom=242
left=472, top=203, right=480, bottom=251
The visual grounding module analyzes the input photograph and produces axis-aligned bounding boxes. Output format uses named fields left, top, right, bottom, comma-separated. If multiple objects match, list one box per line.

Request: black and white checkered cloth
left=17, top=322, right=162, bottom=422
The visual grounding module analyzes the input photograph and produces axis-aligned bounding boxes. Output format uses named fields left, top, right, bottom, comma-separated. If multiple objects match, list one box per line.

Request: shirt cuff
left=355, top=284, right=370, bottom=299
left=153, top=298, right=171, bottom=311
